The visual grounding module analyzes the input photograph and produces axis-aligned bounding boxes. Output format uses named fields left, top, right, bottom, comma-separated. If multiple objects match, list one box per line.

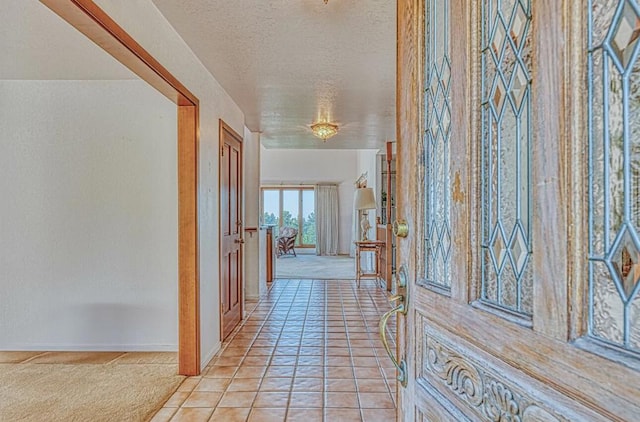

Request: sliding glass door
left=261, top=187, right=316, bottom=248
left=262, top=189, right=280, bottom=238
left=301, top=190, right=316, bottom=245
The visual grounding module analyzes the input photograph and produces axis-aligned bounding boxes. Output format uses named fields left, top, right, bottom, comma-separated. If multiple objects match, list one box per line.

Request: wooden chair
left=276, top=227, right=298, bottom=257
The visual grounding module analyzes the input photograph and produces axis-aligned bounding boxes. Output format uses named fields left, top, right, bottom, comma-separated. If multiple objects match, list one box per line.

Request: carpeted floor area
left=275, top=254, right=356, bottom=280
left=0, top=352, right=184, bottom=422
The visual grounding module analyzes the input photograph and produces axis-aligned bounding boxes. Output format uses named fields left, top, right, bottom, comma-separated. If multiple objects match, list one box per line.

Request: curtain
left=315, top=184, right=339, bottom=256
left=350, top=204, right=358, bottom=257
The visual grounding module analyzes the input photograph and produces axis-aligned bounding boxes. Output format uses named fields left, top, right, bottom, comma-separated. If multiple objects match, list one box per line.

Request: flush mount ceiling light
left=310, top=122, right=339, bottom=141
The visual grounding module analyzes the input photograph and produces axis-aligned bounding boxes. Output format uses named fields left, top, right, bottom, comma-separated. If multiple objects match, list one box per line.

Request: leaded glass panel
left=481, top=0, right=533, bottom=316
left=424, top=0, right=451, bottom=288
left=588, top=0, right=640, bottom=355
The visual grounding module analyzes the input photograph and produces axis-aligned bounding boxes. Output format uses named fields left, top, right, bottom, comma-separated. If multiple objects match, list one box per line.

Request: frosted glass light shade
left=310, top=122, right=338, bottom=141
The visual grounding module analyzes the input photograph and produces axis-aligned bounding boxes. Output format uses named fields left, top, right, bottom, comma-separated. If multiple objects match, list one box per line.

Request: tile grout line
left=359, top=282, right=397, bottom=409
left=157, top=279, right=396, bottom=421
left=181, top=281, right=287, bottom=418
left=249, top=279, right=295, bottom=415
left=340, top=280, right=363, bottom=418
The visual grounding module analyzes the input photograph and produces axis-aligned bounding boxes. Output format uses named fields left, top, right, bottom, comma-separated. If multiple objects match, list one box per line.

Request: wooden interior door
left=392, top=0, right=640, bottom=420
left=220, top=120, right=243, bottom=340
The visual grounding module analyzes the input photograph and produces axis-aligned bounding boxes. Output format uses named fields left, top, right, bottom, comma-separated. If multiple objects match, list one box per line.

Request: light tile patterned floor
left=153, top=279, right=397, bottom=422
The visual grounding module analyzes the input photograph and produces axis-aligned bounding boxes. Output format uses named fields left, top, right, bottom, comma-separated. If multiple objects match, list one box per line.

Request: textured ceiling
left=0, top=1, right=135, bottom=80
left=151, top=0, right=396, bottom=149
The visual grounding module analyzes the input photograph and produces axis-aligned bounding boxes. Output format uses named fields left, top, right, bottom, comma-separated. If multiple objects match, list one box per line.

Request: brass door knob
left=393, top=220, right=409, bottom=238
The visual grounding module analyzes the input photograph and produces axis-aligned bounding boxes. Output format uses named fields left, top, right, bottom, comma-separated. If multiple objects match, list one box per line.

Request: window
left=587, top=0, right=640, bottom=355
left=423, top=0, right=452, bottom=290
left=261, top=187, right=316, bottom=247
left=302, top=190, right=316, bottom=245
left=480, top=0, right=533, bottom=316
left=262, top=189, right=280, bottom=238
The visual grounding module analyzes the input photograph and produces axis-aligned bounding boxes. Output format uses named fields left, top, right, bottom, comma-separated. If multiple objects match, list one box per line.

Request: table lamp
left=354, top=188, right=377, bottom=241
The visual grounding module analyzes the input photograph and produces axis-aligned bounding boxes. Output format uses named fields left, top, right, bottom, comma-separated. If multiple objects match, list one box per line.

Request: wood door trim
left=565, top=0, right=589, bottom=343
left=41, top=0, right=198, bottom=107
left=219, top=119, right=244, bottom=340
left=40, top=0, right=200, bottom=375
left=178, top=105, right=200, bottom=375
left=397, top=0, right=423, bottom=421
left=531, top=0, right=569, bottom=340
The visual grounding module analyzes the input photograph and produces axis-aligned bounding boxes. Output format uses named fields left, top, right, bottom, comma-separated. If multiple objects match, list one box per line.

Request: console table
left=355, top=240, right=385, bottom=287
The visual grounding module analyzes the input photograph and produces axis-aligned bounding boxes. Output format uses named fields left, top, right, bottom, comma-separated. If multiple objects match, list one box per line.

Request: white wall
left=243, top=129, right=262, bottom=300
left=357, top=149, right=381, bottom=228
left=260, top=147, right=359, bottom=255
left=0, top=80, right=177, bottom=350
left=356, top=150, right=381, bottom=267
left=93, top=0, right=246, bottom=368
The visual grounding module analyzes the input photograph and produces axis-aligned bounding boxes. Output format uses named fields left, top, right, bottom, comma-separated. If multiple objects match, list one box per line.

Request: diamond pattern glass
left=481, top=0, right=533, bottom=316
left=610, top=228, right=640, bottom=298
left=510, top=224, right=528, bottom=276
left=424, top=0, right=452, bottom=289
left=510, top=64, right=528, bottom=111
left=492, top=20, right=507, bottom=56
left=611, top=1, right=640, bottom=68
left=511, top=3, right=528, bottom=48
left=490, top=225, right=508, bottom=271
left=589, top=0, right=640, bottom=355
left=492, top=76, right=507, bottom=114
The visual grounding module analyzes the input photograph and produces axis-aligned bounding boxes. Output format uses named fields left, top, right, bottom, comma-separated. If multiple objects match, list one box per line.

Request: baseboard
left=0, top=343, right=177, bottom=352
left=201, top=342, right=220, bottom=370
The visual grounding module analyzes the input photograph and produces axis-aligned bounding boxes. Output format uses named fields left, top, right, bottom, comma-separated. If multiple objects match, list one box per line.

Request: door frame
left=396, top=0, right=422, bottom=419
left=218, top=120, right=244, bottom=339
left=40, top=0, right=201, bottom=376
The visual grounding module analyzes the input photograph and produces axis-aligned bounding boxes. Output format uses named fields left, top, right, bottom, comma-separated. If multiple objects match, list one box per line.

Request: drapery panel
left=315, top=184, right=339, bottom=256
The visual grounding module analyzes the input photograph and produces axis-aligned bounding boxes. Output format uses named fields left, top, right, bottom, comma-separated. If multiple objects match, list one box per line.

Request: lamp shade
left=354, top=188, right=376, bottom=210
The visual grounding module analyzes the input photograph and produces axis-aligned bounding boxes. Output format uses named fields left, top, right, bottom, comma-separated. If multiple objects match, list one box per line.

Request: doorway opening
left=42, top=0, right=200, bottom=375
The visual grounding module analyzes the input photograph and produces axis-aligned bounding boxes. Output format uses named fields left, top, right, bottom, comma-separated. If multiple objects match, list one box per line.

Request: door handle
left=392, top=219, right=409, bottom=238
left=379, top=265, right=409, bottom=387
left=234, top=238, right=245, bottom=244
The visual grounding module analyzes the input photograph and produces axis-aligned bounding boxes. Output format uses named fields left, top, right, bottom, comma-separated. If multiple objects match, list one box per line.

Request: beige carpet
left=276, top=254, right=356, bottom=279
left=0, top=354, right=184, bottom=422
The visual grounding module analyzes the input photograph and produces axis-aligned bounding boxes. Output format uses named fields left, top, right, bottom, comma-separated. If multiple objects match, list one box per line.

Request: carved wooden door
left=393, top=0, right=640, bottom=420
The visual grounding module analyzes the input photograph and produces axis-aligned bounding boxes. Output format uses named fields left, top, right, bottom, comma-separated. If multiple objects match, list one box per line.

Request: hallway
left=153, top=279, right=397, bottom=422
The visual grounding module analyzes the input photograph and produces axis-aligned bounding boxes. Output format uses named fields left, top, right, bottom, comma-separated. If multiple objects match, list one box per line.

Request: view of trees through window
left=262, top=188, right=316, bottom=246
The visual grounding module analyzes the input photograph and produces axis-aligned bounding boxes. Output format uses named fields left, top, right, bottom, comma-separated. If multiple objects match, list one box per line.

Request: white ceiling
left=0, top=1, right=135, bottom=80
left=151, top=0, right=396, bottom=149
left=3, top=1, right=395, bottom=150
